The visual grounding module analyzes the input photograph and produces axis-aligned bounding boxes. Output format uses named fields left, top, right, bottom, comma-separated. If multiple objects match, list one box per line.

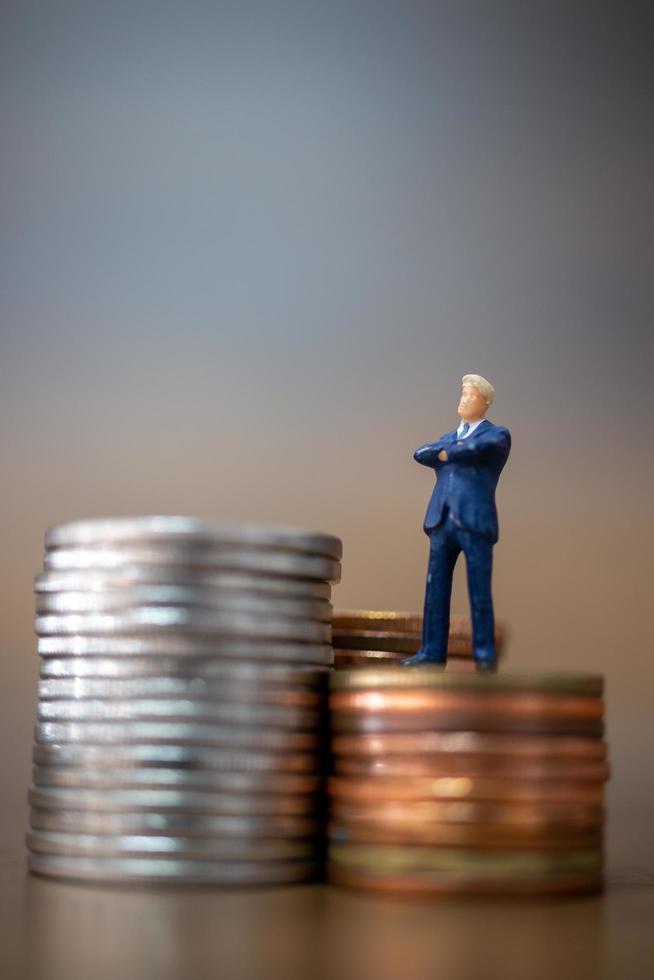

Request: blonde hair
left=462, top=374, right=495, bottom=405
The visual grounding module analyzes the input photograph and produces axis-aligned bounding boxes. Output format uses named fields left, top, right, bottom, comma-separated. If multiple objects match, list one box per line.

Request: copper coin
left=328, top=820, right=603, bottom=849
left=333, top=649, right=405, bottom=664
left=329, top=798, right=605, bottom=829
left=447, top=634, right=506, bottom=655
left=332, top=652, right=479, bottom=671
left=330, top=691, right=603, bottom=716
left=333, top=659, right=402, bottom=671
left=32, top=766, right=322, bottom=795
left=331, top=712, right=604, bottom=737
left=30, top=807, right=319, bottom=839
left=332, top=611, right=505, bottom=639
left=328, top=842, right=603, bottom=875
left=333, top=611, right=424, bottom=632
left=429, top=658, right=477, bottom=672
left=331, top=690, right=603, bottom=730
left=330, top=671, right=603, bottom=697
left=328, top=865, right=603, bottom=897
left=332, top=631, right=421, bottom=653
left=332, top=631, right=505, bottom=657
left=332, top=756, right=610, bottom=782
left=331, top=732, right=608, bottom=760
left=445, top=639, right=476, bottom=656
left=328, top=775, right=605, bottom=804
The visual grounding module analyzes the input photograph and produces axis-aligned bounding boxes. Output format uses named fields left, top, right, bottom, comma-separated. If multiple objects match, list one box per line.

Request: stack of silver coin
left=28, top=517, right=342, bottom=885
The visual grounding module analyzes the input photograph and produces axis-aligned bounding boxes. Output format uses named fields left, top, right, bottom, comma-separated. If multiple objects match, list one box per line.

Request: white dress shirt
left=456, top=418, right=485, bottom=439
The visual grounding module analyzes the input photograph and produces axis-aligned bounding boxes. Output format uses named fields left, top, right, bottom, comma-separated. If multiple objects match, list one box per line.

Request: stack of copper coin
left=28, top=516, right=342, bottom=885
left=332, top=610, right=506, bottom=670
left=328, top=669, right=608, bottom=896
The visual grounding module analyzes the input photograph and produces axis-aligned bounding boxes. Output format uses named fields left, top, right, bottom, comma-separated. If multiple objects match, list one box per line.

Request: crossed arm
left=414, top=429, right=511, bottom=467
left=413, top=440, right=449, bottom=467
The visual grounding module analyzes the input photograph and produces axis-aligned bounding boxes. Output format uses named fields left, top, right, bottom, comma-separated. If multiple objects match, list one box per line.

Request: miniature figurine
left=402, top=374, right=511, bottom=670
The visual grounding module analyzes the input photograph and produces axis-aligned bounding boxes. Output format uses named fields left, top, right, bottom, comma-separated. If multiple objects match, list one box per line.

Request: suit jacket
left=414, top=419, right=511, bottom=542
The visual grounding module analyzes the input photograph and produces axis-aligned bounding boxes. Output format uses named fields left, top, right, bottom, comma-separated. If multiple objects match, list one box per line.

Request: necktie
left=459, top=422, right=470, bottom=438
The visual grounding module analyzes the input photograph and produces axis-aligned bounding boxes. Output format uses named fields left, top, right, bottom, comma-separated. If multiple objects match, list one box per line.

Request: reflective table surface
left=2, top=821, right=652, bottom=980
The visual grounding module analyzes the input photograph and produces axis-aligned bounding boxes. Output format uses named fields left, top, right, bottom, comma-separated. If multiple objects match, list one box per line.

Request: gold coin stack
left=328, top=669, right=608, bottom=897
left=332, top=610, right=506, bottom=670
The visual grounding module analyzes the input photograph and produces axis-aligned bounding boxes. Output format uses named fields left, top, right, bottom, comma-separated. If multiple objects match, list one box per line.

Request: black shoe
left=475, top=659, right=497, bottom=672
left=400, top=649, right=446, bottom=667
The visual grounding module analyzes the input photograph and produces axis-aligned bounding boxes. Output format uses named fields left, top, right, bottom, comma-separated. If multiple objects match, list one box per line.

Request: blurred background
left=1, top=1, right=652, bottom=875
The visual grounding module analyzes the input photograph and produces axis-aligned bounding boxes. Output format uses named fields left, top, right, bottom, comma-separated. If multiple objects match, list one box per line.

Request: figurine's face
left=458, top=384, right=488, bottom=421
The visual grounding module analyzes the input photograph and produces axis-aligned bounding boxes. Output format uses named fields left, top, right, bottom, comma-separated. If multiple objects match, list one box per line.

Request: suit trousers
left=422, top=510, right=495, bottom=664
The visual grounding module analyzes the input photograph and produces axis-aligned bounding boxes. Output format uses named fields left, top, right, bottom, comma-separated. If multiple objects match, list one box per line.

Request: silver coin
left=35, top=569, right=332, bottom=600
left=36, top=589, right=332, bottom=622
left=45, top=516, right=342, bottom=560
left=39, top=656, right=331, bottom=680
left=29, top=786, right=318, bottom=816
left=38, top=636, right=334, bottom=665
left=27, top=830, right=316, bottom=861
left=35, top=721, right=323, bottom=751
left=36, top=663, right=328, bottom=693
left=37, top=699, right=323, bottom=728
left=38, top=676, right=326, bottom=701
left=32, top=766, right=321, bottom=794
left=30, top=807, right=318, bottom=838
left=33, top=742, right=319, bottom=773
left=28, top=852, right=318, bottom=884
left=35, top=609, right=332, bottom=642
left=43, top=546, right=341, bottom=582
left=36, top=678, right=325, bottom=710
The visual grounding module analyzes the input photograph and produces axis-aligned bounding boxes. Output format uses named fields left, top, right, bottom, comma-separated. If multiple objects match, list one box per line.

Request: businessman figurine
left=402, top=374, right=511, bottom=670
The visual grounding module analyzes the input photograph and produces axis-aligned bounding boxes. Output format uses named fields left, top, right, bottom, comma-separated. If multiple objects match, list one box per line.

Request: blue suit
left=414, top=420, right=511, bottom=664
